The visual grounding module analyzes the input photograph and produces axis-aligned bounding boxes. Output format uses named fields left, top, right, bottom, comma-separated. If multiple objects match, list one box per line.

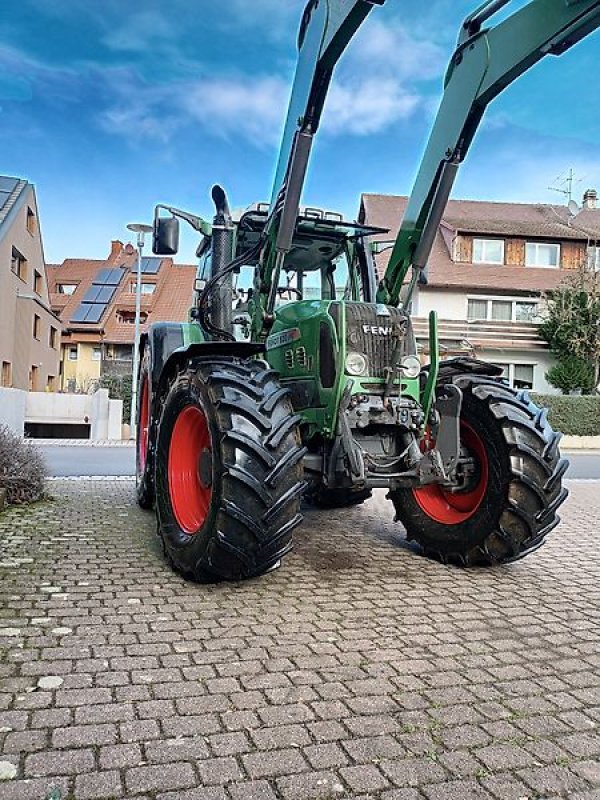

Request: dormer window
left=525, top=242, right=560, bottom=268
left=473, top=238, right=504, bottom=265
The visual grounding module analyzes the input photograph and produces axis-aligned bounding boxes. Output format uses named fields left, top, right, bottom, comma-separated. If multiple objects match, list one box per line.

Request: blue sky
left=1, top=0, right=599, bottom=264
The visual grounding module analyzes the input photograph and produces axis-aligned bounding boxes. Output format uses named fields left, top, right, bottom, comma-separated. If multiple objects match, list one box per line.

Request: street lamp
left=126, top=222, right=153, bottom=438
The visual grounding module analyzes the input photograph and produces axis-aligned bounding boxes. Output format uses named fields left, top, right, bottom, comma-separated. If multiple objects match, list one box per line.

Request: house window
left=91, top=347, right=102, bottom=361
left=29, top=365, right=39, bottom=391
left=47, top=375, right=56, bottom=391
left=33, top=314, right=41, bottom=339
left=117, top=310, right=148, bottom=324
left=26, top=207, right=36, bottom=235
left=589, top=246, right=600, bottom=271
left=1, top=361, right=11, bottom=388
left=515, top=301, right=538, bottom=322
left=34, top=270, right=43, bottom=294
left=129, top=281, right=156, bottom=295
left=49, top=326, right=58, bottom=349
left=467, top=297, right=539, bottom=323
left=525, top=242, right=560, bottom=268
left=490, top=300, right=512, bottom=322
left=68, top=345, right=78, bottom=361
left=473, top=238, right=505, bottom=265
left=467, top=299, right=488, bottom=321
left=514, top=364, right=534, bottom=389
left=11, top=247, right=27, bottom=280
left=491, top=362, right=535, bottom=390
left=56, top=283, right=78, bottom=295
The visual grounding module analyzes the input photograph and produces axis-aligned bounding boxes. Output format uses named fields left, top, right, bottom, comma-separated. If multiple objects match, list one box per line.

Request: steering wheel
left=276, top=286, right=303, bottom=300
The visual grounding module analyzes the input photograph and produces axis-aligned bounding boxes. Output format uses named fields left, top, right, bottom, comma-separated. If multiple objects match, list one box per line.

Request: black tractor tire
left=135, top=346, right=154, bottom=510
left=390, top=376, right=568, bottom=565
left=154, top=357, right=306, bottom=582
left=305, top=486, right=372, bottom=508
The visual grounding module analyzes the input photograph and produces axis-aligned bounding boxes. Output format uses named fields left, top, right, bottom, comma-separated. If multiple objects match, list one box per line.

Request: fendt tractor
left=135, top=0, right=600, bottom=582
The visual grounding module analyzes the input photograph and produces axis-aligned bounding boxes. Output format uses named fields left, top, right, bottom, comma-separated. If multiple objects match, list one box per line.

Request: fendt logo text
left=362, top=324, right=393, bottom=336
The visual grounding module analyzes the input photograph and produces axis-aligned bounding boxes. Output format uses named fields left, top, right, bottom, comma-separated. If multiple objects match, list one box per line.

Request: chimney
left=582, top=189, right=598, bottom=210
left=109, top=239, right=124, bottom=261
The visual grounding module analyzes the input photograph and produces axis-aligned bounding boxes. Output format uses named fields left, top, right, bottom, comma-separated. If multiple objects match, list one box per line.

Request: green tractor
left=136, top=0, right=599, bottom=582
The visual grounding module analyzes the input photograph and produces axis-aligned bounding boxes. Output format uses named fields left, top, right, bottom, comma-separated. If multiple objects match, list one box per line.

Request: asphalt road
left=41, top=444, right=136, bottom=476
left=40, top=444, right=600, bottom=479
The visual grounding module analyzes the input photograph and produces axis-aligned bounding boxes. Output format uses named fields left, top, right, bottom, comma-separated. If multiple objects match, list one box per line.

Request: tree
left=545, top=354, right=595, bottom=395
left=539, top=261, right=600, bottom=394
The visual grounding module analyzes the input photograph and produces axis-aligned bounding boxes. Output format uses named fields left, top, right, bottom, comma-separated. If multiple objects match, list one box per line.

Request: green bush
left=545, top=355, right=595, bottom=395
left=531, top=394, right=600, bottom=436
left=99, top=373, right=132, bottom=424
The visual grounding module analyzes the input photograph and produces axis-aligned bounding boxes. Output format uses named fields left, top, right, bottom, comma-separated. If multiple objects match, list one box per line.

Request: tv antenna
left=547, top=168, right=583, bottom=204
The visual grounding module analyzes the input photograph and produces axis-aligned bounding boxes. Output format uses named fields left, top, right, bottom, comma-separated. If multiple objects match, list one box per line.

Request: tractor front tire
left=390, top=376, right=568, bottom=565
left=135, top=346, right=154, bottom=510
left=154, top=358, right=306, bottom=582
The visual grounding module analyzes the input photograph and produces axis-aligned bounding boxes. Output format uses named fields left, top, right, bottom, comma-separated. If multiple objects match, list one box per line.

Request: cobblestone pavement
left=0, top=480, right=599, bottom=800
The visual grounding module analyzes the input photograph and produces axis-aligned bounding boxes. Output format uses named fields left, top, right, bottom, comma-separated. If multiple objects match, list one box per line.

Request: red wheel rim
left=168, top=405, right=212, bottom=534
left=413, top=421, right=488, bottom=524
left=139, top=375, right=150, bottom=471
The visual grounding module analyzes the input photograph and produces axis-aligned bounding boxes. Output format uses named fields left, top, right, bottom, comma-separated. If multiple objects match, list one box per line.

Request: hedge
left=531, top=394, right=600, bottom=436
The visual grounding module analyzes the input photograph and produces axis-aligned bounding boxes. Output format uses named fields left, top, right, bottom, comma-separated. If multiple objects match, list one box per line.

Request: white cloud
left=102, top=11, right=177, bottom=54
left=180, top=76, right=288, bottom=143
left=348, top=17, right=446, bottom=82
left=323, top=78, right=420, bottom=135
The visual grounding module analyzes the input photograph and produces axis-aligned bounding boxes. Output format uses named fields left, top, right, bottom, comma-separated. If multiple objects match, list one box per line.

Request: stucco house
left=0, top=176, right=61, bottom=392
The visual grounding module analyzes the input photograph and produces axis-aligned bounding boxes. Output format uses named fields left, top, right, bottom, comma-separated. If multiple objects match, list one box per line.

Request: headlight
left=401, top=355, right=421, bottom=378
left=345, top=352, right=368, bottom=376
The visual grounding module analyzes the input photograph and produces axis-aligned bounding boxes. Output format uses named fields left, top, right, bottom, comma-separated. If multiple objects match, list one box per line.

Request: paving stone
left=145, top=735, right=211, bottom=763
left=158, top=789, right=227, bottom=800
left=519, top=764, right=589, bottom=795
left=126, top=761, right=197, bottom=793
left=74, top=770, right=122, bottom=799
left=379, top=757, right=448, bottom=787
left=276, top=770, right=345, bottom=800
left=99, top=742, right=142, bottom=769
left=228, top=780, right=279, bottom=800
left=0, top=776, right=70, bottom=800
left=52, top=722, right=117, bottom=748
left=1, top=480, right=599, bottom=800
left=339, top=763, right=390, bottom=792
left=422, top=780, right=491, bottom=799
left=243, top=748, right=309, bottom=779
left=197, top=756, right=244, bottom=785
left=251, top=723, right=311, bottom=750
left=304, top=742, right=349, bottom=769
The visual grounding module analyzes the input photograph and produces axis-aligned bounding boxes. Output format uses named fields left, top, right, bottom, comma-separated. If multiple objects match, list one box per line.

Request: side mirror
left=153, top=216, right=179, bottom=255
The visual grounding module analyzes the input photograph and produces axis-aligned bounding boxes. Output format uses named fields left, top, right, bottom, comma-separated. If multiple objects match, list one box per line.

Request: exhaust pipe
left=210, top=185, right=234, bottom=335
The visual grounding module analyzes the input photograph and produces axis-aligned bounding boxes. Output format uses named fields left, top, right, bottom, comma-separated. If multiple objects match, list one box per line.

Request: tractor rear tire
left=305, top=486, right=372, bottom=508
left=135, top=346, right=154, bottom=510
left=390, top=376, right=568, bottom=565
left=154, top=358, right=306, bottom=582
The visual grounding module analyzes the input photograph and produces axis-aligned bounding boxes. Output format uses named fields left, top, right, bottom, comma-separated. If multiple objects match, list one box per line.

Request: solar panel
left=0, top=177, right=19, bottom=193
left=93, top=267, right=124, bottom=286
left=82, top=285, right=116, bottom=304
left=70, top=302, right=107, bottom=324
left=141, top=257, right=162, bottom=274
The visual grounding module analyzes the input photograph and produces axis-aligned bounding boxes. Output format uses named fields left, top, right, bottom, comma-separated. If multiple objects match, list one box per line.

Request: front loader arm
left=251, top=0, right=384, bottom=340
left=377, top=0, right=600, bottom=308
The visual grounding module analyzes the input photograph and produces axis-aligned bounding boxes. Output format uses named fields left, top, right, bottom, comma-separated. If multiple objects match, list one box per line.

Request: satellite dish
left=568, top=200, right=580, bottom=217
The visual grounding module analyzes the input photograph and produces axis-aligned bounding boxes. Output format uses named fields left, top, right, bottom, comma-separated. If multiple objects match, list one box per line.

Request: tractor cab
left=228, top=205, right=386, bottom=322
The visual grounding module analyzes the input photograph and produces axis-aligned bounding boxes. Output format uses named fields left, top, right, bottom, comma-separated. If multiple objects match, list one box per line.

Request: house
left=47, top=241, right=196, bottom=391
left=359, top=190, right=600, bottom=393
left=0, top=176, right=61, bottom=391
